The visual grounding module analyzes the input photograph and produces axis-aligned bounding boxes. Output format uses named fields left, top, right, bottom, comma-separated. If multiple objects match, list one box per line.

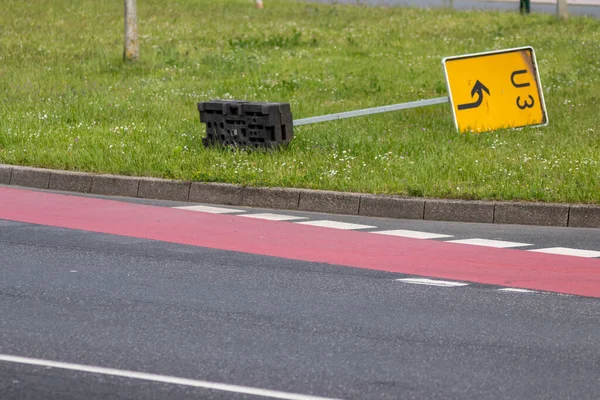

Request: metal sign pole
left=293, top=97, right=449, bottom=127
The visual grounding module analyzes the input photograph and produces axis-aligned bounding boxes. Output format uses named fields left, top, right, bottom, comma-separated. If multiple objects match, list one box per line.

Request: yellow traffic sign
left=443, top=47, right=548, bottom=133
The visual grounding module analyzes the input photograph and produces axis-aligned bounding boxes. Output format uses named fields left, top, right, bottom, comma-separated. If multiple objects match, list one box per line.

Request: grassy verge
left=1, top=0, right=599, bottom=203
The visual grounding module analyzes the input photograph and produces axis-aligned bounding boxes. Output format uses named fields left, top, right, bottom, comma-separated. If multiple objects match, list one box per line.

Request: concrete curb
left=424, top=199, right=495, bottom=224
left=495, top=202, right=570, bottom=227
left=1, top=164, right=599, bottom=228
left=299, top=190, right=361, bottom=215
left=189, top=182, right=244, bottom=205
left=49, top=170, right=94, bottom=193
left=359, top=195, right=425, bottom=220
left=138, top=178, right=191, bottom=202
left=242, top=187, right=301, bottom=209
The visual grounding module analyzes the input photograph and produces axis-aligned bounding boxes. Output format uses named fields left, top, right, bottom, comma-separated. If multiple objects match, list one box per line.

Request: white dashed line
left=240, top=213, right=309, bottom=221
left=174, top=205, right=246, bottom=214
left=171, top=208, right=600, bottom=261
left=446, top=238, right=532, bottom=248
left=0, top=355, right=341, bottom=400
left=396, top=278, right=469, bottom=287
left=295, top=220, right=376, bottom=230
left=528, top=247, right=600, bottom=258
left=372, top=229, right=453, bottom=239
left=498, top=288, right=539, bottom=293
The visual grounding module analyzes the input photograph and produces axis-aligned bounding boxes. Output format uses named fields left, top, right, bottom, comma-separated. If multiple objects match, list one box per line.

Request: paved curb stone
left=298, top=190, right=361, bottom=215
left=495, top=202, right=569, bottom=227
left=359, top=195, right=425, bottom=220
left=91, top=174, right=139, bottom=197
left=10, top=166, right=50, bottom=189
left=424, top=199, right=495, bottom=223
left=49, top=171, right=93, bottom=193
left=189, top=182, right=244, bottom=205
left=242, top=187, right=300, bottom=210
left=0, top=165, right=12, bottom=185
left=138, top=178, right=191, bottom=202
left=568, top=205, right=600, bottom=228
left=2, top=164, right=599, bottom=228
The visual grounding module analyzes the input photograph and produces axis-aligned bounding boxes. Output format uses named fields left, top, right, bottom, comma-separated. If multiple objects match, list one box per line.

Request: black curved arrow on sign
left=457, top=80, right=490, bottom=111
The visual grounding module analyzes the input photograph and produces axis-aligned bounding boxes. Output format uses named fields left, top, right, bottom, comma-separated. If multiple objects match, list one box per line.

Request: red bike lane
left=1, top=186, right=599, bottom=298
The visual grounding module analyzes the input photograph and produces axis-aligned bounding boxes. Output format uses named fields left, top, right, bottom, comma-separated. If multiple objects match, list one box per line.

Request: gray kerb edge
left=0, top=164, right=598, bottom=228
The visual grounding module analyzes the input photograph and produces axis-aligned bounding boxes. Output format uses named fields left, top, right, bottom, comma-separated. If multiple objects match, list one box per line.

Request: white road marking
left=498, top=288, right=538, bottom=293
left=295, top=220, right=376, bottom=230
left=446, top=238, right=532, bottom=248
left=528, top=247, right=600, bottom=258
left=372, top=229, right=453, bottom=239
left=240, top=213, right=308, bottom=222
left=174, top=205, right=246, bottom=214
left=396, top=278, right=469, bottom=287
left=0, top=354, right=342, bottom=400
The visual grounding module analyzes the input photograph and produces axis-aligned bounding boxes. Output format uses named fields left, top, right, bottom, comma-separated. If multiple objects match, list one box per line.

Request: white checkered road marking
left=172, top=206, right=600, bottom=262
left=396, top=278, right=469, bottom=287
left=498, top=288, right=539, bottom=293
left=295, top=220, right=376, bottom=230
left=446, top=238, right=532, bottom=248
left=174, top=205, right=245, bottom=214
left=240, top=213, right=308, bottom=221
left=528, top=247, right=600, bottom=258
left=372, top=229, right=453, bottom=239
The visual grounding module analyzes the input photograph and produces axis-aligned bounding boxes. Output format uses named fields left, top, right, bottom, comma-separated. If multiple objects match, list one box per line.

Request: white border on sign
left=442, top=46, right=549, bottom=132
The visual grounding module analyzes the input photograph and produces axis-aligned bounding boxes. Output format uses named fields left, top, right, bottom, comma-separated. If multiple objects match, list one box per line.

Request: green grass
left=1, top=0, right=599, bottom=203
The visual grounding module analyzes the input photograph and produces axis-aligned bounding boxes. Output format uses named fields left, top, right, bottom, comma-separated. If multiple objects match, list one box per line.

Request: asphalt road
left=307, top=0, right=600, bottom=17
left=1, top=190, right=599, bottom=399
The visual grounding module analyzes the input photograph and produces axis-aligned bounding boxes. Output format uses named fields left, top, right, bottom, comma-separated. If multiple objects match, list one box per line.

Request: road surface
left=0, top=186, right=599, bottom=399
left=307, top=0, right=600, bottom=17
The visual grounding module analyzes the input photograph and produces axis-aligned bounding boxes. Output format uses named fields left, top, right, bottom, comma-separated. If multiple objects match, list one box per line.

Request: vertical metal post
left=520, top=0, right=531, bottom=14
left=124, top=0, right=139, bottom=61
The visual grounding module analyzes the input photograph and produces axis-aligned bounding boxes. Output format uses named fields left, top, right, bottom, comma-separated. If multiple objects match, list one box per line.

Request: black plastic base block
left=198, top=100, right=294, bottom=149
